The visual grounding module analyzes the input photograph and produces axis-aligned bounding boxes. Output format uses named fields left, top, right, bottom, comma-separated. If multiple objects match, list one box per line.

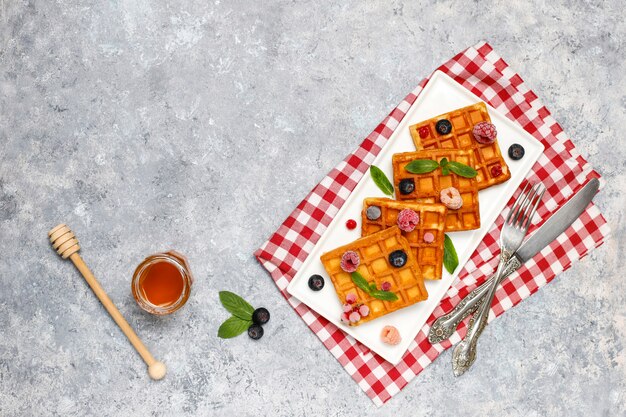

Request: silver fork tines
left=510, top=183, right=542, bottom=230
left=451, top=182, right=545, bottom=376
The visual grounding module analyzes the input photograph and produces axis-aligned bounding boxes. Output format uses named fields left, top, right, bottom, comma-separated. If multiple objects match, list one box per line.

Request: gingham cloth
left=254, top=41, right=611, bottom=406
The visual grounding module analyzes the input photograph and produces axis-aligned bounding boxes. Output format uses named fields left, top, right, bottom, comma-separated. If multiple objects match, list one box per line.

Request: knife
left=428, top=178, right=599, bottom=344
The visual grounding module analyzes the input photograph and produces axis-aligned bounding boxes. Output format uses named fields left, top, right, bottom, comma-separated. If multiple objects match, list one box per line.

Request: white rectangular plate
left=286, top=70, right=544, bottom=365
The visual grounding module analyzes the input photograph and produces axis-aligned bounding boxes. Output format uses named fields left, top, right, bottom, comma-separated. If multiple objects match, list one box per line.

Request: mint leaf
left=370, top=290, right=399, bottom=302
left=447, top=161, right=478, bottom=178
left=443, top=234, right=459, bottom=274
left=439, top=157, right=449, bottom=167
left=442, top=165, right=450, bottom=176
left=370, top=165, right=394, bottom=196
left=219, top=291, right=254, bottom=320
left=351, top=272, right=399, bottom=301
left=404, top=159, right=439, bottom=174
left=351, top=272, right=371, bottom=294
left=218, top=316, right=252, bottom=338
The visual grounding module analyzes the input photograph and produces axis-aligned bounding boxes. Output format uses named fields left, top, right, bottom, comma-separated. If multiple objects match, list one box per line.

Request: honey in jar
left=132, top=251, right=193, bottom=315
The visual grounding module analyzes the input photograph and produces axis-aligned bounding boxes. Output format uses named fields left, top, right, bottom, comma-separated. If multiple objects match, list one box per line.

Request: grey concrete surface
left=0, top=0, right=624, bottom=416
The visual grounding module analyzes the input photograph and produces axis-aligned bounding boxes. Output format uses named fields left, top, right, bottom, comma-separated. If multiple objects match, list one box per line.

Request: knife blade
left=428, top=178, right=599, bottom=344
left=514, top=177, right=599, bottom=263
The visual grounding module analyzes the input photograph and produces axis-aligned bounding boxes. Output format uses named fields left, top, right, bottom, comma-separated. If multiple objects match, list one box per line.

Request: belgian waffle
left=392, top=149, right=480, bottom=231
left=409, top=102, right=511, bottom=190
left=319, top=226, right=428, bottom=326
left=361, top=198, right=447, bottom=280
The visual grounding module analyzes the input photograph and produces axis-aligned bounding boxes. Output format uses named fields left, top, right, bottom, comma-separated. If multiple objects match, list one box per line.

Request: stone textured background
left=0, top=0, right=624, bottom=416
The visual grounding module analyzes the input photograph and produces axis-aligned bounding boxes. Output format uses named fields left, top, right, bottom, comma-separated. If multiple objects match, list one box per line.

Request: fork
left=451, top=182, right=545, bottom=376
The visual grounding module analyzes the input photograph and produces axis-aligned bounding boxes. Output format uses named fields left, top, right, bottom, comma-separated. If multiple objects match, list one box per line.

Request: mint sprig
left=218, top=291, right=255, bottom=338
left=219, top=291, right=254, bottom=320
left=405, top=159, right=439, bottom=174
left=440, top=157, right=451, bottom=176
left=351, top=272, right=399, bottom=302
left=218, top=316, right=252, bottom=339
left=370, top=290, right=400, bottom=301
left=370, top=165, right=394, bottom=195
left=404, top=158, right=477, bottom=179
left=351, top=271, right=371, bottom=294
left=443, top=234, right=459, bottom=274
left=447, top=161, right=478, bottom=178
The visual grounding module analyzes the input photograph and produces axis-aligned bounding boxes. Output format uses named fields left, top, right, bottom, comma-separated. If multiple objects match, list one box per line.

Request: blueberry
left=252, top=307, right=270, bottom=325
left=248, top=324, right=264, bottom=340
left=435, top=119, right=453, bottom=135
left=366, top=205, right=382, bottom=220
left=308, top=274, right=325, bottom=291
left=508, top=143, right=525, bottom=160
left=388, top=250, right=407, bottom=268
left=399, top=179, right=415, bottom=195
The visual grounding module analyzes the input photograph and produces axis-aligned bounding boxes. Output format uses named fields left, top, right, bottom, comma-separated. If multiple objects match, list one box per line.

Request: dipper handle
left=48, top=224, right=166, bottom=380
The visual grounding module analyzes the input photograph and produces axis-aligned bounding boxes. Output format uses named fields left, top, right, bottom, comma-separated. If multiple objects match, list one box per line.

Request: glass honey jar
left=131, top=251, right=193, bottom=315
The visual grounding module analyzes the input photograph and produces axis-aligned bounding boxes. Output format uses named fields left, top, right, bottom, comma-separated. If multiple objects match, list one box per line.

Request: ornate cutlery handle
left=451, top=252, right=516, bottom=376
left=428, top=256, right=522, bottom=344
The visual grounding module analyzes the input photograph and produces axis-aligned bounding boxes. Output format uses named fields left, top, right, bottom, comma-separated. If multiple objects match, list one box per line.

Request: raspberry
left=472, top=122, right=497, bottom=144
left=491, top=164, right=503, bottom=177
left=380, top=325, right=402, bottom=345
left=397, top=209, right=420, bottom=233
left=340, top=251, right=360, bottom=273
left=423, top=232, right=435, bottom=243
left=418, top=126, right=430, bottom=139
left=345, top=219, right=357, bottom=230
left=381, top=281, right=392, bottom=291
left=343, top=304, right=353, bottom=313
left=440, top=186, right=463, bottom=210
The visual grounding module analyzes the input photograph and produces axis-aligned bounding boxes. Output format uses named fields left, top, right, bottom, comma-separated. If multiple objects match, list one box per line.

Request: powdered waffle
left=392, top=149, right=480, bottom=231
left=361, top=198, right=447, bottom=280
left=319, top=226, right=428, bottom=326
left=409, top=102, right=511, bottom=190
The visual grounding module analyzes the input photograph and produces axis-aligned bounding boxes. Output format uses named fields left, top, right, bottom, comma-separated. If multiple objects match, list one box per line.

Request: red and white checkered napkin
left=254, top=41, right=611, bottom=406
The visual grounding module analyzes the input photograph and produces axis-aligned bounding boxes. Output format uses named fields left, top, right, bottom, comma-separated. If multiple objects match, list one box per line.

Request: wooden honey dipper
left=48, top=224, right=166, bottom=380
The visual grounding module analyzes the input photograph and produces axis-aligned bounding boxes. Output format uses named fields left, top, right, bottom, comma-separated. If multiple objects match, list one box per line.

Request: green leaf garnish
left=403, top=157, right=477, bottom=179
left=447, top=161, right=478, bottom=178
left=369, top=290, right=399, bottom=301
left=443, top=234, right=459, bottom=274
left=351, top=272, right=399, bottom=302
left=219, top=291, right=254, bottom=320
left=404, top=159, right=439, bottom=174
left=350, top=272, right=371, bottom=294
left=218, top=316, right=252, bottom=339
left=370, top=165, right=394, bottom=195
